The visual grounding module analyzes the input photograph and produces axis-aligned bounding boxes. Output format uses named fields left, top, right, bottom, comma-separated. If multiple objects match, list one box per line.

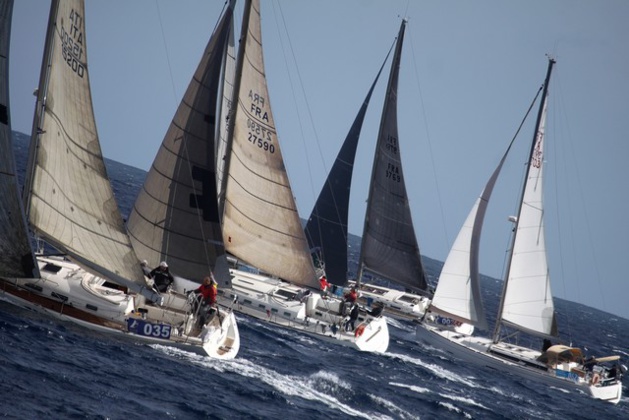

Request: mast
left=219, top=0, right=251, bottom=217
left=492, top=57, right=556, bottom=342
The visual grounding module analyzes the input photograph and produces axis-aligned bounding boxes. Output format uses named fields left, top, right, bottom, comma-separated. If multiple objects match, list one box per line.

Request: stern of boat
left=354, top=316, right=389, bottom=353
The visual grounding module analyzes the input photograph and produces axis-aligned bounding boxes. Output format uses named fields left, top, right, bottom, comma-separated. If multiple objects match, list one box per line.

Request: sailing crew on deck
left=140, top=260, right=152, bottom=277
left=189, top=275, right=219, bottom=326
left=319, top=275, right=330, bottom=297
left=149, top=261, right=174, bottom=293
left=345, top=303, right=360, bottom=332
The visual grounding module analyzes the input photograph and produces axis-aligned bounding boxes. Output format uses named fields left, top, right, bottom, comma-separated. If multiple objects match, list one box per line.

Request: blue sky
left=9, top=1, right=629, bottom=320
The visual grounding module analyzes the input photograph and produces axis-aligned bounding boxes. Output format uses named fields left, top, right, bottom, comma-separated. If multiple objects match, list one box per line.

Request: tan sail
left=222, top=0, right=317, bottom=288
left=23, top=0, right=144, bottom=286
left=127, top=1, right=235, bottom=287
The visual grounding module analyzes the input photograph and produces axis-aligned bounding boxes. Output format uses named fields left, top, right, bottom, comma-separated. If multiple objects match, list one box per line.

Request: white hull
left=0, top=256, right=239, bottom=359
left=217, top=269, right=389, bottom=353
left=347, top=280, right=430, bottom=322
left=415, top=324, right=623, bottom=404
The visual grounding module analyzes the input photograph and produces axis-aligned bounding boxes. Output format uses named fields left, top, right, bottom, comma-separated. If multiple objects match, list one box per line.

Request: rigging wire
left=407, top=21, right=450, bottom=259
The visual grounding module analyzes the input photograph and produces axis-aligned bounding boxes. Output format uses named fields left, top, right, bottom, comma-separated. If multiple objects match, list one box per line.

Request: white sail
left=22, top=0, right=145, bottom=287
left=0, top=0, right=39, bottom=279
left=221, top=0, right=318, bottom=288
left=500, top=94, right=555, bottom=336
left=430, top=147, right=514, bottom=330
left=127, top=2, right=235, bottom=287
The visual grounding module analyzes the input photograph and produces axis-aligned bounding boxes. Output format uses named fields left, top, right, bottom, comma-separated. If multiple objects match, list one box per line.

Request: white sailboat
left=416, top=57, right=624, bottom=403
left=0, top=0, right=237, bottom=359
left=305, top=20, right=432, bottom=322
left=215, top=0, right=389, bottom=353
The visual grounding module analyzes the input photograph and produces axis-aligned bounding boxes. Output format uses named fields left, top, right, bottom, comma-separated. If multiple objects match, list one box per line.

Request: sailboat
left=125, top=0, right=241, bottom=358
left=305, top=20, right=432, bottom=322
left=415, top=58, right=624, bottom=403
left=212, top=0, right=389, bottom=353
left=0, top=0, right=238, bottom=359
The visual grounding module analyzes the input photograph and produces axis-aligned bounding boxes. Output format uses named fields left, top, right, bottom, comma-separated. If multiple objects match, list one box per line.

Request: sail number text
left=385, top=163, right=401, bottom=182
left=247, top=118, right=275, bottom=154
left=61, top=9, right=85, bottom=78
left=126, top=318, right=172, bottom=339
left=246, top=90, right=275, bottom=154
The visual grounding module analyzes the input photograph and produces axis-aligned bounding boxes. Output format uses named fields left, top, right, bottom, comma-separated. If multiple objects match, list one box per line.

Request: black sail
left=305, top=51, right=390, bottom=286
left=357, top=20, right=428, bottom=293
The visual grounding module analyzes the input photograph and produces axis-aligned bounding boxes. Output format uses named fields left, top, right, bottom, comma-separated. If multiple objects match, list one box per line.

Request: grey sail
left=304, top=50, right=391, bottom=286
left=22, top=0, right=146, bottom=289
left=127, top=2, right=235, bottom=288
left=0, top=0, right=39, bottom=279
left=357, top=20, right=428, bottom=293
left=221, top=0, right=318, bottom=288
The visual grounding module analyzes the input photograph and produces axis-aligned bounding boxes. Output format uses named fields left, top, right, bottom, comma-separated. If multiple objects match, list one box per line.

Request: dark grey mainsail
left=356, top=20, right=428, bottom=294
left=304, top=50, right=391, bottom=287
left=0, top=0, right=39, bottom=279
left=127, top=2, right=235, bottom=287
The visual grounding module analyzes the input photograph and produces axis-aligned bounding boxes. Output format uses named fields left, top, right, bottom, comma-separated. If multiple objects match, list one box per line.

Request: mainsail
left=497, top=59, right=557, bottom=338
left=0, top=0, right=39, bottom=279
left=304, top=50, right=391, bottom=287
left=127, top=1, right=235, bottom=287
left=221, top=0, right=317, bottom=288
left=357, top=20, right=428, bottom=293
left=22, top=0, right=146, bottom=289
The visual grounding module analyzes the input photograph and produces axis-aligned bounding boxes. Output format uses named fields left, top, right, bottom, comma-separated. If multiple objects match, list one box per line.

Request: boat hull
left=218, top=269, right=389, bottom=353
left=415, top=324, right=622, bottom=404
left=0, top=256, right=239, bottom=359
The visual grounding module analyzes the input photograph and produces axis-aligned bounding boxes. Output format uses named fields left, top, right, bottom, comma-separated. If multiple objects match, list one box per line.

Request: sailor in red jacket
left=194, top=275, right=218, bottom=306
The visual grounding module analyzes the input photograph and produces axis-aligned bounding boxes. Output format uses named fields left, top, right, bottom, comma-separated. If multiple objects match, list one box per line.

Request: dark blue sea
left=2, top=132, right=628, bottom=419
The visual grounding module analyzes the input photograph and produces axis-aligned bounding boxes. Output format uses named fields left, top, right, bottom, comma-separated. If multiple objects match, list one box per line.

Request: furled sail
left=221, top=0, right=317, bottom=288
left=0, top=0, right=39, bottom=279
left=499, top=62, right=556, bottom=337
left=22, top=0, right=145, bottom=288
left=304, top=51, right=391, bottom=287
left=357, top=20, right=428, bottom=293
left=127, top=1, right=235, bottom=287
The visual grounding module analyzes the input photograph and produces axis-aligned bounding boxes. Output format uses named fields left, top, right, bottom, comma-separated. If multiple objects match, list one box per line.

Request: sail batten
left=127, top=1, right=235, bottom=287
left=222, top=0, right=317, bottom=288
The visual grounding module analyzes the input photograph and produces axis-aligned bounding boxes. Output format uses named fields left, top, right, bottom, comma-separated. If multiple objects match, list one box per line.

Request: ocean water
left=3, top=132, right=628, bottom=419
